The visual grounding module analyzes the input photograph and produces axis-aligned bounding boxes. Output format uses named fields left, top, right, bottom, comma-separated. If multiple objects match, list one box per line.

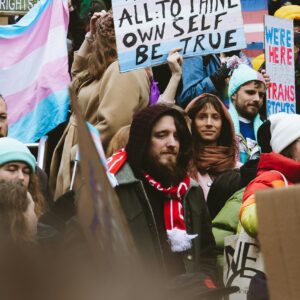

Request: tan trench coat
left=50, top=53, right=150, bottom=200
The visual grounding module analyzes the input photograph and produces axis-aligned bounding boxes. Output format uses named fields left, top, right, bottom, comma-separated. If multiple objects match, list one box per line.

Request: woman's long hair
left=0, top=181, right=34, bottom=244
left=187, top=94, right=234, bottom=147
left=186, top=94, right=237, bottom=175
left=73, top=10, right=117, bottom=94
left=28, top=173, right=45, bottom=218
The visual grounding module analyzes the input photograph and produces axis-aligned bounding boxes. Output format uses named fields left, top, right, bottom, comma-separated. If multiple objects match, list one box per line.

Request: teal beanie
left=0, top=138, right=36, bottom=173
left=228, top=64, right=266, bottom=99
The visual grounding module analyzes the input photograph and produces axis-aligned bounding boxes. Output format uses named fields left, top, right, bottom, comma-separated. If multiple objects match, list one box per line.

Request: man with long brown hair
left=107, top=105, right=219, bottom=293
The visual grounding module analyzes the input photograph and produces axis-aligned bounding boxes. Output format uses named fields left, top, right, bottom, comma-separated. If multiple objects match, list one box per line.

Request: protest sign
left=112, top=0, right=246, bottom=72
left=72, top=122, right=118, bottom=189
left=0, top=0, right=38, bottom=15
left=265, top=15, right=296, bottom=116
left=256, top=185, right=300, bottom=300
left=69, top=88, right=136, bottom=260
left=0, top=0, right=70, bottom=143
left=224, top=231, right=264, bottom=300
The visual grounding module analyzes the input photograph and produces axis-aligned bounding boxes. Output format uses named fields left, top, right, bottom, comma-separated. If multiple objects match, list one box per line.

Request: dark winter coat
left=114, top=162, right=217, bottom=279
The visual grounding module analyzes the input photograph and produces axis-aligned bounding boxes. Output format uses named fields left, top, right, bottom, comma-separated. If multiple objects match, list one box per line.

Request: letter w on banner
left=0, top=0, right=70, bottom=143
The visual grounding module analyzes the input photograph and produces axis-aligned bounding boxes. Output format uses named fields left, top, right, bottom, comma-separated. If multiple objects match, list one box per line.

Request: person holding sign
left=155, top=48, right=184, bottom=105
left=228, top=64, right=267, bottom=163
left=50, top=10, right=150, bottom=200
left=240, top=112, right=300, bottom=238
left=271, top=5, right=300, bottom=113
left=176, top=54, right=226, bottom=108
left=253, top=5, right=300, bottom=114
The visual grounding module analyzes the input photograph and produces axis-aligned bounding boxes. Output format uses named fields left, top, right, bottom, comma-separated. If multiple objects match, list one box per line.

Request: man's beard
left=143, top=154, right=187, bottom=187
left=236, top=101, right=260, bottom=121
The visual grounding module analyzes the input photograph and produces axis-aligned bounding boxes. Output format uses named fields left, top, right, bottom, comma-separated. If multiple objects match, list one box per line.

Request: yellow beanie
left=274, top=5, right=300, bottom=20
left=252, top=54, right=265, bottom=71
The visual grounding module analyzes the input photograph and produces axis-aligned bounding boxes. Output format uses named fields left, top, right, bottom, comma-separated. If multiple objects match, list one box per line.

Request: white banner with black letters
left=112, top=0, right=246, bottom=72
left=224, top=231, right=264, bottom=300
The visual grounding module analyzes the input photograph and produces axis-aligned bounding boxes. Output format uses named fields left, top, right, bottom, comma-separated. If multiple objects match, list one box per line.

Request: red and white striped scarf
left=107, top=149, right=197, bottom=252
left=107, top=148, right=127, bottom=174
left=144, top=173, right=197, bottom=252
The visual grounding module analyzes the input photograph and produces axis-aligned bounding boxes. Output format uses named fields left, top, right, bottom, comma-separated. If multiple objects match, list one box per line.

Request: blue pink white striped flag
left=76, top=122, right=108, bottom=168
left=241, top=0, right=268, bottom=59
left=75, top=122, right=117, bottom=187
left=0, top=0, right=70, bottom=143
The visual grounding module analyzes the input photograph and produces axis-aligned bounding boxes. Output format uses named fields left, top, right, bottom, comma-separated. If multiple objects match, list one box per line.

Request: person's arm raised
left=77, top=11, right=105, bottom=58
left=157, top=48, right=183, bottom=104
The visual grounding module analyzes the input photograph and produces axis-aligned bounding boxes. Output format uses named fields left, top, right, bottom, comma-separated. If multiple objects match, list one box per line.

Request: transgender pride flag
left=241, top=0, right=268, bottom=59
left=0, top=0, right=70, bottom=143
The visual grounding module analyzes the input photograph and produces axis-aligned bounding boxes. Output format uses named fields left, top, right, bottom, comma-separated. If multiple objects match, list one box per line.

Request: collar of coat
left=115, top=161, right=199, bottom=190
left=258, top=152, right=300, bottom=183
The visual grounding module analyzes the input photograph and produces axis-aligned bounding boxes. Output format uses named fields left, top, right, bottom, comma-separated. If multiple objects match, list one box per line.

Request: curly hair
left=28, top=173, right=45, bottom=218
left=73, top=10, right=117, bottom=94
left=106, top=125, right=131, bottom=158
left=0, top=181, right=34, bottom=244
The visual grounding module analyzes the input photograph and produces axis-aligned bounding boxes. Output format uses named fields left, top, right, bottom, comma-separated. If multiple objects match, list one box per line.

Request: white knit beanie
left=270, top=113, right=300, bottom=153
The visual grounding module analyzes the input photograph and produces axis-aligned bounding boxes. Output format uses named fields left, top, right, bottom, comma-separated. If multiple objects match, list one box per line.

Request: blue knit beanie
left=0, top=138, right=36, bottom=173
left=228, top=64, right=266, bottom=99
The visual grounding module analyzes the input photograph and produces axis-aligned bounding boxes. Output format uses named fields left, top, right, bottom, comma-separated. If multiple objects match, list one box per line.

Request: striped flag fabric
left=241, top=0, right=268, bottom=59
left=75, top=122, right=118, bottom=187
left=0, top=0, right=70, bottom=143
left=75, top=122, right=108, bottom=168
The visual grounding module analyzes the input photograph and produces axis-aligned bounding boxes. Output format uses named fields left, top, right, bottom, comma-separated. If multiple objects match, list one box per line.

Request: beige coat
left=50, top=53, right=150, bottom=200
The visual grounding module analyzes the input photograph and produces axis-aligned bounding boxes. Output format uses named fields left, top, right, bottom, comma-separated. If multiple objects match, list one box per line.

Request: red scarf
left=107, top=148, right=127, bottom=174
left=108, top=149, right=197, bottom=252
left=144, top=173, right=197, bottom=252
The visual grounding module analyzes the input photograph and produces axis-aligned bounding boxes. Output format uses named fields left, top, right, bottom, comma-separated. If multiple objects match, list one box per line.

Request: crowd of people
left=1, top=0, right=300, bottom=299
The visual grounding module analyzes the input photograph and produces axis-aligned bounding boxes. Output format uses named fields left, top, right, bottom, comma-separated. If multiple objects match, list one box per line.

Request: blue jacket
left=177, top=55, right=221, bottom=107
left=228, top=102, right=263, bottom=163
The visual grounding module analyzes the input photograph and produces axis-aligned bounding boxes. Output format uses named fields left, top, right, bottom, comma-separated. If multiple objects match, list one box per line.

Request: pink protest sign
left=265, top=15, right=296, bottom=116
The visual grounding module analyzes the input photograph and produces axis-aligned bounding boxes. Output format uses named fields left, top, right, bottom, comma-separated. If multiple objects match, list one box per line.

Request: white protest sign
left=112, top=0, right=246, bottom=72
left=0, top=0, right=38, bottom=14
left=265, top=15, right=295, bottom=116
left=224, top=232, right=264, bottom=300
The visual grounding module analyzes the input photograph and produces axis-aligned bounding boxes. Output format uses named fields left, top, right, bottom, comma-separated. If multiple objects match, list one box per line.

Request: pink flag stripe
left=246, top=32, right=264, bottom=43
left=0, top=1, right=67, bottom=68
left=242, top=10, right=268, bottom=25
left=6, top=57, right=69, bottom=125
left=0, top=26, right=67, bottom=96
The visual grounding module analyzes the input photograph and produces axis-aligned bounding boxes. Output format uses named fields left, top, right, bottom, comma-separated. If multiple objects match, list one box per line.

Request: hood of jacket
left=126, top=105, right=191, bottom=175
left=257, top=152, right=300, bottom=183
